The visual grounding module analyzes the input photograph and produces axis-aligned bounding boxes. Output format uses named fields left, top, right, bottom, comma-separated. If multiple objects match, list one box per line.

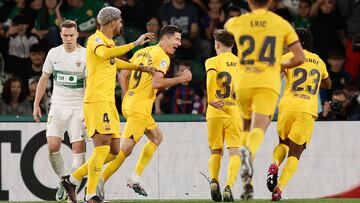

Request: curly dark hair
left=1, top=77, right=27, bottom=105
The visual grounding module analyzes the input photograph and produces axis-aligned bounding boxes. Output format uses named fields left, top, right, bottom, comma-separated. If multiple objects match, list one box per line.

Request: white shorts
left=46, top=108, right=86, bottom=143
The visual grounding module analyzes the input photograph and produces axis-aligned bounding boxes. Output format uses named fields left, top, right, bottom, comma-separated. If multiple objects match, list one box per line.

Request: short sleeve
left=320, top=60, right=329, bottom=79
left=129, top=50, right=139, bottom=63
left=42, top=49, right=54, bottom=74
left=280, top=52, right=294, bottom=64
left=155, top=54, right=170, bottom=74
left=205, top=58, right=217, bottom=73
left=283, top=21, right=299, bottom=46
left=224, top=18, right=235, bottom=34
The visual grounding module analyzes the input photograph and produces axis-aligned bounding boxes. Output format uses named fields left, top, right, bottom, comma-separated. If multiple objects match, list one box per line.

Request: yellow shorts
left=277, top=112, right=315, bottom=146
left=122, top=109, right=157, bottom=143
left=237, top=88, right=279, bottom=119
left=83, top=102, right=120, bottom=139
left=207, top=117, right=242, bottom=149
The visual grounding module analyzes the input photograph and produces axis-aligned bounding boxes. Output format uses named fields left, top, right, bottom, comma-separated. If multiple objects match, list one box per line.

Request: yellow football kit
left=84, top=30, right=136, bottom=138
left=225, top=9, right=299, bottom=118
left=278, top=50, right=329, bottom=145
left=122, top=45, right=170, bottom=142
left=205, top=52, right=242, bottom=149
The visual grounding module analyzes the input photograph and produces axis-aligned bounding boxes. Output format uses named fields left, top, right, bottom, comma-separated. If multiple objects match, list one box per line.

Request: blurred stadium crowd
left=0, top=0, right=359, bottom=120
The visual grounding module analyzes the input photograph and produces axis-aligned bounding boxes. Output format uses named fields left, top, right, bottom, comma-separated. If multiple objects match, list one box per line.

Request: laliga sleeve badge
left=160, top=59, right=167, bottom=69
left=94, top=37, right=103, bottom=45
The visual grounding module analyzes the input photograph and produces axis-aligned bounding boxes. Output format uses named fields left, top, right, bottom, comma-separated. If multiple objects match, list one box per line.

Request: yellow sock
left=247, top=128, right=265, bottom=158
left=225, top=155, right=240, bottom=188
left=278, top=156, right=299, bottom=191
left=86, top=145, right=110, bottom=195
left=101, top=151, right=126, bottom=182
left=72, top=161, right=88, bottom=181
left=272, top=144, right=289, bottom=166
left=208, top=154, right=222, bottom=181
left=240, top=131, right=249, bottom=147
left=104, top=153, right=117, bottom=164
left=135, top=141, right=158, bottom=176
left=72, top=153, right=117, bottom=181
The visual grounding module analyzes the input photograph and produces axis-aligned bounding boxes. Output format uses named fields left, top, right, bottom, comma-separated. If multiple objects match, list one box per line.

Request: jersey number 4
left=291, top=68, right=321, bottom=95
left=239, top=35, right=276, bottom=66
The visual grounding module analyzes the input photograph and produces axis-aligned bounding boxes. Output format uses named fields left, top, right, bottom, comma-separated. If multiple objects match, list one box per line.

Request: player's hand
left=33, top=105, right=42, bottom=123
left=322, top=101, right=331, bottom=117
left=179, top=69, right=192, bottom=83
left=133, top=33, right=154, bottom=46
left=138, top=64, right=156, bottom=74
left=209, top=100, right=225, bottom=110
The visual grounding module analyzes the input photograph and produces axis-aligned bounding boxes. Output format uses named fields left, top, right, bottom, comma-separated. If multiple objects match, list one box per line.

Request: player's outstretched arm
left=95, top=33, right=154, bottom=60
left=115, top=59, right=155, bottom=74
left=281, top=42, right=305, bottom=70
left=152, top=69, right=192, bottom=89
left=33, top=72, right=50, bottom=123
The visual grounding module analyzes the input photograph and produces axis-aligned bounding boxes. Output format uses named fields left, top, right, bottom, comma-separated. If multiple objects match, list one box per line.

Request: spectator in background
left=31, top=0, right=62, bottom=47
left=6, top=14, right=38, bottom=75
left=283, top=0, right=300, bottom=16
left=27, top=78, right=49, bottom=114
left=337, top=0, right=360, bottom=79
left=20, top=43, right=46, bottom=85
left=225, top=4, right=242, bottom=20
left=22, top=0, right=44, bottom=30
left=0, top=0, right=25, bottom=27
left=159, top=0, right=211, bottom=61
left=202, top=0, right=225, bottom=40
left=145, top=16, right=161, bottom=46
left=344, top=81, right=360, bottom=120
left=60, top=0, right=106, bottom=45
left=318, top=90, right=357, bottom=120
left=321, top=50, right=352, bottom=101
left=292, top=0, right=311, bottom=29
left=0, top=76, right=32, bottom=115
left=118, top=0, right=146, bottom=29
left=269, top=0, right=292, bottom=22
left=155, top=62, right=205, bottom=114
left=310, top=0, right=346, bottom=61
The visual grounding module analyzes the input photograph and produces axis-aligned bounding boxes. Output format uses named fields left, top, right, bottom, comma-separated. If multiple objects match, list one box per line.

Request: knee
left=228, top=148, right=240, bottom=156
left=48, top=142, right=61, bottom=153
left=210, top=148, right=223, bottom=155
left=151, top=134, right=163, bottom=146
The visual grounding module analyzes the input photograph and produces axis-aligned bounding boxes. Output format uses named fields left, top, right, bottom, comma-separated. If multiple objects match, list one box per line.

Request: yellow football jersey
left=279, top=50, right=329, bottom=117
left=205, top=52, right=241, bottom=119
left=122, top=45, right=170, bottom=116
left=84, top=30, right=133, bottom=103
left=225, top=9, right=299, bottom=94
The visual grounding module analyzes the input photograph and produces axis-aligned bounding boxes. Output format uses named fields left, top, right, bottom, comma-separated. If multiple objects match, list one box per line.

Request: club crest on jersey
left=76, top=60, right=81, bottom=67
left=110, top=58, right=115, bottom=65
left=160, top=59, right=167, bottom=69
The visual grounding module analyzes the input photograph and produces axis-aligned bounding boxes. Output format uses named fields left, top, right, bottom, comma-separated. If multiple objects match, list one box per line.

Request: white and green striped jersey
left=43, top=45, right=86, bottom=109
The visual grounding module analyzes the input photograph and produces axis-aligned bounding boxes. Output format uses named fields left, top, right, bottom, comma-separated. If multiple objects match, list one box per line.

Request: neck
left=158, top=41, right=169, bottom=55
left=48, top=8, right=55, bottom=14
left=64, top=44, right=78, bottom=52
left=216, top=47, right=232, bottom=55
left=11, top=97, right=19, bottom=104
left=100, top=27, right=113, bottom=39
left=32, top=64, right=42, bottom=72
left=172, top=1, right=185, bottom=9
